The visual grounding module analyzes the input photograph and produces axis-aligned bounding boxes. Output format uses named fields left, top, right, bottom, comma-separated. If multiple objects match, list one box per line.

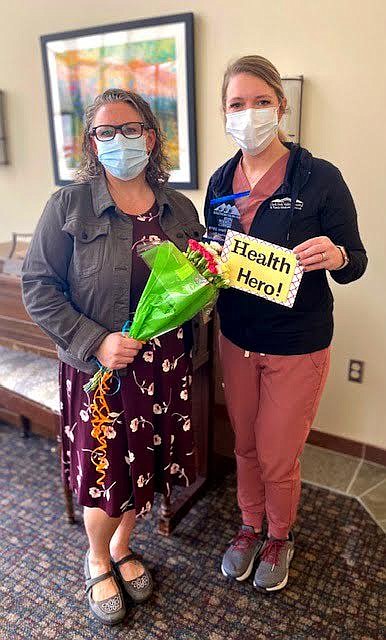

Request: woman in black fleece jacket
left=205, top=55, right=367, bottom=593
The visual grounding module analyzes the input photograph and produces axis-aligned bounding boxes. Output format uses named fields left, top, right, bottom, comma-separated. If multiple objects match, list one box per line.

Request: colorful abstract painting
left=41, top=14, right=197, bottom=188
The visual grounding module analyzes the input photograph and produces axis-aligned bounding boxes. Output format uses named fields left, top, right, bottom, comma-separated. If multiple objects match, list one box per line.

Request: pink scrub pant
left=219, top=333, right=331, bottom=539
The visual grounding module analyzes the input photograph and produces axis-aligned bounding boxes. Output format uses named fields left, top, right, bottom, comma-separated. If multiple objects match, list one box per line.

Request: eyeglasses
left=90, top=122, right=146, bottom=142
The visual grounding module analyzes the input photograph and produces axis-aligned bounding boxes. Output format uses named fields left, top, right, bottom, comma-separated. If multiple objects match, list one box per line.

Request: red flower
left=201, top=248, right=212, bottom=261
left=207, top=263, right=218, bottom=274
left=188, top=239, right=200, bottom=251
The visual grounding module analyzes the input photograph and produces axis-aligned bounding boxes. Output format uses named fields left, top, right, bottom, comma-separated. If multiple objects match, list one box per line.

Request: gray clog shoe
left=111, top=552, right=153, bottom=603
left=84, top=550, right=126, bottom=625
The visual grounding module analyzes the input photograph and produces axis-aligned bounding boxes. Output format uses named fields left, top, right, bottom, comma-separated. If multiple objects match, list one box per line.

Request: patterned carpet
left=0, top=423, right=384, bottom=640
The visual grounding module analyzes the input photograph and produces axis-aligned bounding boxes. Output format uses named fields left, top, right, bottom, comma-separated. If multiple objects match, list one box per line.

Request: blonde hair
left=222, top=55, right=287, bottom=142
left=75, top=88, right=170, bottom=187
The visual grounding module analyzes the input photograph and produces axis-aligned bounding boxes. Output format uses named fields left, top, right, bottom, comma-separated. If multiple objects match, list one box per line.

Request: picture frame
left=0, top=91, right=8, bottom=165
left=40, top=13, right=198, bottom=189
left=280, top=76, right=304, bottom=144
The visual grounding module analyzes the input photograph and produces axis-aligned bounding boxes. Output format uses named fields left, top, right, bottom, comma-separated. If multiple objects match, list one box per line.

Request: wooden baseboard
left=214, top=404, right=386, bottom=467
left=307, top=430, right=386, bottom=466
left=307, top=429, right=363, bottom=458
left=364, top=444, right=386, bottom=466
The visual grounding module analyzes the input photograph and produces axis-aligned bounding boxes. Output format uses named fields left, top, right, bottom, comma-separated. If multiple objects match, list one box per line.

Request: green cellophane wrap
left=128, top=241, right=217, bottom=342
left=83, top=241, right=218, bottom=392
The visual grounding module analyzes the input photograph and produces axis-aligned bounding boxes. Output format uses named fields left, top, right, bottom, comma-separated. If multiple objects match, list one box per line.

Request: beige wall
left=0, top=1, right=385, bottom=448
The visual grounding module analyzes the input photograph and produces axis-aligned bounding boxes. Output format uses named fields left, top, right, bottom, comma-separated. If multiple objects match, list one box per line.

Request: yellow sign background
left=221, top=231, right=302, bottom=306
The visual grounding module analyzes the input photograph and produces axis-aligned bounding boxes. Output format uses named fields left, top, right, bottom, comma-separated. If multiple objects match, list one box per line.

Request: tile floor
left=301, top=443, right=386, bottom=532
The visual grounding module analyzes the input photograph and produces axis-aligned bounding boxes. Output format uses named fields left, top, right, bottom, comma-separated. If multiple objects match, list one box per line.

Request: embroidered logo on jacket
left=270, top=197, right=304, bottom=210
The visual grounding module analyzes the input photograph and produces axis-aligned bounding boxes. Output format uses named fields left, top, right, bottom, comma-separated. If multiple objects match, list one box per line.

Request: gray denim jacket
left=22, top=174, right=205, bottom=374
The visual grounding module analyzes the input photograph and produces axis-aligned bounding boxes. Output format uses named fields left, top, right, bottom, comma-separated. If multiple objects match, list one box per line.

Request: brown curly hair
left=75, top=88, right=170, bottom=187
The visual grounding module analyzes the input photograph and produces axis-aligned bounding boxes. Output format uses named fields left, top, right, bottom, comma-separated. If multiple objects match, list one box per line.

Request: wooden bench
left=0, top=345, right=75, bottom=523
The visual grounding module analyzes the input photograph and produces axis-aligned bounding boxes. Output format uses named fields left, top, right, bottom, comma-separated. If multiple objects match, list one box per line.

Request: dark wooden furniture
left=0, top=270, right=57, bottom=360
left=0, top=252, right=214, bottom=534
left=158, top=316, right=214, bottom=534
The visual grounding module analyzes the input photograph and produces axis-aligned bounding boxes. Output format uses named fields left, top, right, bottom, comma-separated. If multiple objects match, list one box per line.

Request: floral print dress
left=59, top=202, right=195, bottom=518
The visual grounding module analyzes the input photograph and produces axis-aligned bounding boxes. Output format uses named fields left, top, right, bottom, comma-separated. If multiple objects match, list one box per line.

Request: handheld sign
left=221, top=230, right=304, bottom=308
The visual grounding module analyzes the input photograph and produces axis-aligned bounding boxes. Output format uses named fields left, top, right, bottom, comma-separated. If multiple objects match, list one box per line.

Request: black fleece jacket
left=204, top=143, right=368, bottom=355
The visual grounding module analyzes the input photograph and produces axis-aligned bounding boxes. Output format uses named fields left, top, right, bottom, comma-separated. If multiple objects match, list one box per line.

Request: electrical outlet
left=348, top=360, right=364, bottom=383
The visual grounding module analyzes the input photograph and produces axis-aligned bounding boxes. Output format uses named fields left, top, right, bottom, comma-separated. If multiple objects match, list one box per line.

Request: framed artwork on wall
left=0, top=91, right=8, bottom=165
left=280, top=76, right=304, bottom=144
left=40, top=13, right=198, bottom=189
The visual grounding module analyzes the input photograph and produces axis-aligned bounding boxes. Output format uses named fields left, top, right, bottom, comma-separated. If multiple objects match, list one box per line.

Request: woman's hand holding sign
left=294, top=236, right=345, bottom=272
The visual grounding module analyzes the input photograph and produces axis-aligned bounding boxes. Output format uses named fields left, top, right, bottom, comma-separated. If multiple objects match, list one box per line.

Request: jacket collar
left=90, top=172, right=171, bottom=218
left=90, top=173, right=115, bottom=217
left=211, top=143, right=312, bottom=198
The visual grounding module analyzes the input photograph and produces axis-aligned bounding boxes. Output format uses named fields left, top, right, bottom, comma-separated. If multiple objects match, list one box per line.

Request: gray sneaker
left=253, top=532, right=295, bottom=592
left=221, top=525, right=265, bottom=581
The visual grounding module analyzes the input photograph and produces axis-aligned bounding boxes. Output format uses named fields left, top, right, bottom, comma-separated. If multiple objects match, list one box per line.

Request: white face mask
left=225, top=107, right=279, bottom=156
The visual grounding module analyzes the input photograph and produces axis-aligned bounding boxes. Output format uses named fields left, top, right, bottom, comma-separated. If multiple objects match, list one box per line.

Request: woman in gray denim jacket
left=22, top=89, right=204, bottom=626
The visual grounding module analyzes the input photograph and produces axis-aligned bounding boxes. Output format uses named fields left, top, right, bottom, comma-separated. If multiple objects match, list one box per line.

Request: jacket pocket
left=165, top=220, right=206, bottom=251
left=62, top=219, right=110, bottom=277
left=183, top=221, right=206, bottom=240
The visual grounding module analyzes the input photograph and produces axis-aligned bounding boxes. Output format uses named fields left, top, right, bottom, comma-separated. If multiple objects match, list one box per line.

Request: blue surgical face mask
left=96, top=133, right=149, bottom=180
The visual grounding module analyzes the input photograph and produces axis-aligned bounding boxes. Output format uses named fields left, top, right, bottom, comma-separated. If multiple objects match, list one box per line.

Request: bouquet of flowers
left=84, top=239, right=229, bottom=393
left=128, top=239, right=229, bottom=342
